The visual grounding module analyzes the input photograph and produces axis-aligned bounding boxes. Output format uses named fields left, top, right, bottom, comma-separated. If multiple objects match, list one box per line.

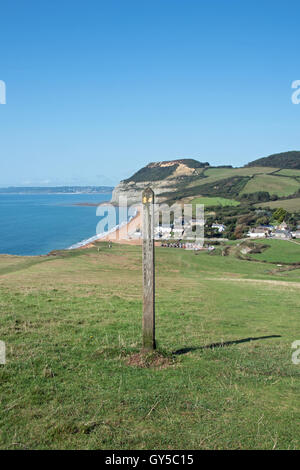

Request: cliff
left=111, top=159, right=209, bottom=205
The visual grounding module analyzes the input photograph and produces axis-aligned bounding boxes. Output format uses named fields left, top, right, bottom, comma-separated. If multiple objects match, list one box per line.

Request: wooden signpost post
left=142, top=187, right=156, bottom=351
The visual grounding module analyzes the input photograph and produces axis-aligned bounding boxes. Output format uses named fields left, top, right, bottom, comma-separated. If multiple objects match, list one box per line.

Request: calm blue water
left=0, top=193, right=121, bottom=256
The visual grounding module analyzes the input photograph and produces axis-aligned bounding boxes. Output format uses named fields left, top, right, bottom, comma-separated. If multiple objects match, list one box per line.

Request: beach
left=77, top=206, right=143, bottom=248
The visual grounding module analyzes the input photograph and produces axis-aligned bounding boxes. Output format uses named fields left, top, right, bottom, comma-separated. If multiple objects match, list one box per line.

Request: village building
left=276, top=221, right=288, bottom=230
left=212, top=223, right=226, bottom=233
left=272, top=229, right=292, bottom=240
left=247, top=226, right=270, bottom=238
left=291, top=230, right=300, bottom=239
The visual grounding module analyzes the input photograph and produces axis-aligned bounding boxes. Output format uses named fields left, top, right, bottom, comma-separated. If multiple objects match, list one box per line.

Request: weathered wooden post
left=142, top=187, right=156, bottom=351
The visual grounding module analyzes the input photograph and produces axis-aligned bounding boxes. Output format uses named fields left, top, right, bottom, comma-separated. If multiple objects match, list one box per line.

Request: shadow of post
left=172, top=335, right=281, bottom=356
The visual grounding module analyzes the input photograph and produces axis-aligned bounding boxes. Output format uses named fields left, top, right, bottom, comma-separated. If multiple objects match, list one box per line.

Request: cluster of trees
left=192, top=176, right=249, bottom=199
left=162, top=175, right=249, bottom=202
left=246, top=151, right=300, bottom=169
left=239, top=191, right=279, bottom=203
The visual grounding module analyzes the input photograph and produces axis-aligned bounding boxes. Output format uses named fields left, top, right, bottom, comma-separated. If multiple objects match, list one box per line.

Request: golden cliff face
left=111, top=159, right=204, bottom=206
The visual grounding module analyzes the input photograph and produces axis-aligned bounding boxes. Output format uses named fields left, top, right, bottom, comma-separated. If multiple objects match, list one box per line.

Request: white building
left=212, top=223, right=226, bottom=233
left=272, top=230, right=292, bottom=240
left=291, top=230, right=300, bottom=239
left=276, top=222, right=288, bottom=230
left=247, top=227, right=269, bottom=238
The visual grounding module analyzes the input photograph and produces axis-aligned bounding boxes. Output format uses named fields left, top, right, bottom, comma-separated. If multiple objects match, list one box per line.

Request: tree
left=273, top=208, right=288, bottom=223
left=256, top=216, right=270, bottom=226
left=234, top=224, right=247, bottom=239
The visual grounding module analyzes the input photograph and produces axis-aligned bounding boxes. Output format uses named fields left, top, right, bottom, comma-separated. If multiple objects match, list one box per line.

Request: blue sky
left=0, top=0, right=300, bottom=186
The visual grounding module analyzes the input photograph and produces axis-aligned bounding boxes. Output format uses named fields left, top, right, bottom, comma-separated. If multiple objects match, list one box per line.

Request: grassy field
left=248, top=239, right=300, bottom=263
left=0, top=243, right=300, bottom=450
left=277, top=169, right=300, bottom=177
left=184, top=167, right=300, bottom=198
left=241, top=174, right=300, bottom=197
left=203, top=166, right=279, bottom=178
left=255, top=198, right=300, bottom=212
left=191, top=196, right=240, bottom=207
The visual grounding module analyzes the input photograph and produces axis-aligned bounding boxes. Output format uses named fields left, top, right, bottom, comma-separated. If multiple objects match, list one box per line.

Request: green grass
left=160, top=167, right=300, bottom=203
left=241, top=174, right=300, bottom=197
left=248, top=239, right=300, bottom=263
left=276, top=169, right=300, bottom=177
left=255, top=198, right=300, bottom=212
left=203, top=166, right=279, bottom=178
left=191, top=196, right=240, bottom=207
left=177, top=166, right=277, bottom=191
left=0, top=243, right=300, bottom=450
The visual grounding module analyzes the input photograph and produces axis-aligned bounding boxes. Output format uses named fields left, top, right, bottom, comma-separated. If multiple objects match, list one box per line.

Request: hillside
left=1, top=242, right=300, bottom=449
left=123, top=159, right=210, bottom=183
left=111, top=158, right=212, bottom=205
left=246, top=151, right=300, bottom=169
left=111, top=154, right=300, bottom=207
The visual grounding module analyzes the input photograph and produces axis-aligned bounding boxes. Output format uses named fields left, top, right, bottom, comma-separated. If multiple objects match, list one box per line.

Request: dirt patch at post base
left=125, top=352, right=176, bottom=369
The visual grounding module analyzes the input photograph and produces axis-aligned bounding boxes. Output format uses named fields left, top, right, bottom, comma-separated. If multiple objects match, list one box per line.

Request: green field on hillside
left=255, top=198, right=300, bottom=212
left=241, top=174, right=300, bottom=197
left=0, top=243, right=300, bottom=450
left=277, top=169, right=300, bottom=177
left=180, top=167, right=299, bottom=198
left=248, top=239, right=300, bottom=263
left=191, top=196, right=240, bottom=208
left=203, top=166, right=278, bottom=178
left=162, top=166, right=300, bottom=203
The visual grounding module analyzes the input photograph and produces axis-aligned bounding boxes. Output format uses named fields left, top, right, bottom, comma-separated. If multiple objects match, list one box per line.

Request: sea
left=0, top=192, right=128, bottom=256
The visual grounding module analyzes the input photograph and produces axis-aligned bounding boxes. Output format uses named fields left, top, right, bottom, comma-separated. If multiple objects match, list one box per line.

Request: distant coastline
left=0, top=185, right=114, bottom=195
left=72, top=201, right=111, bottom=207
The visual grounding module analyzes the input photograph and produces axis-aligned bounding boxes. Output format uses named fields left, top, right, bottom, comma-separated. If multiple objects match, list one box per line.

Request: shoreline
left=68, top=206, right=142, bottom=250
